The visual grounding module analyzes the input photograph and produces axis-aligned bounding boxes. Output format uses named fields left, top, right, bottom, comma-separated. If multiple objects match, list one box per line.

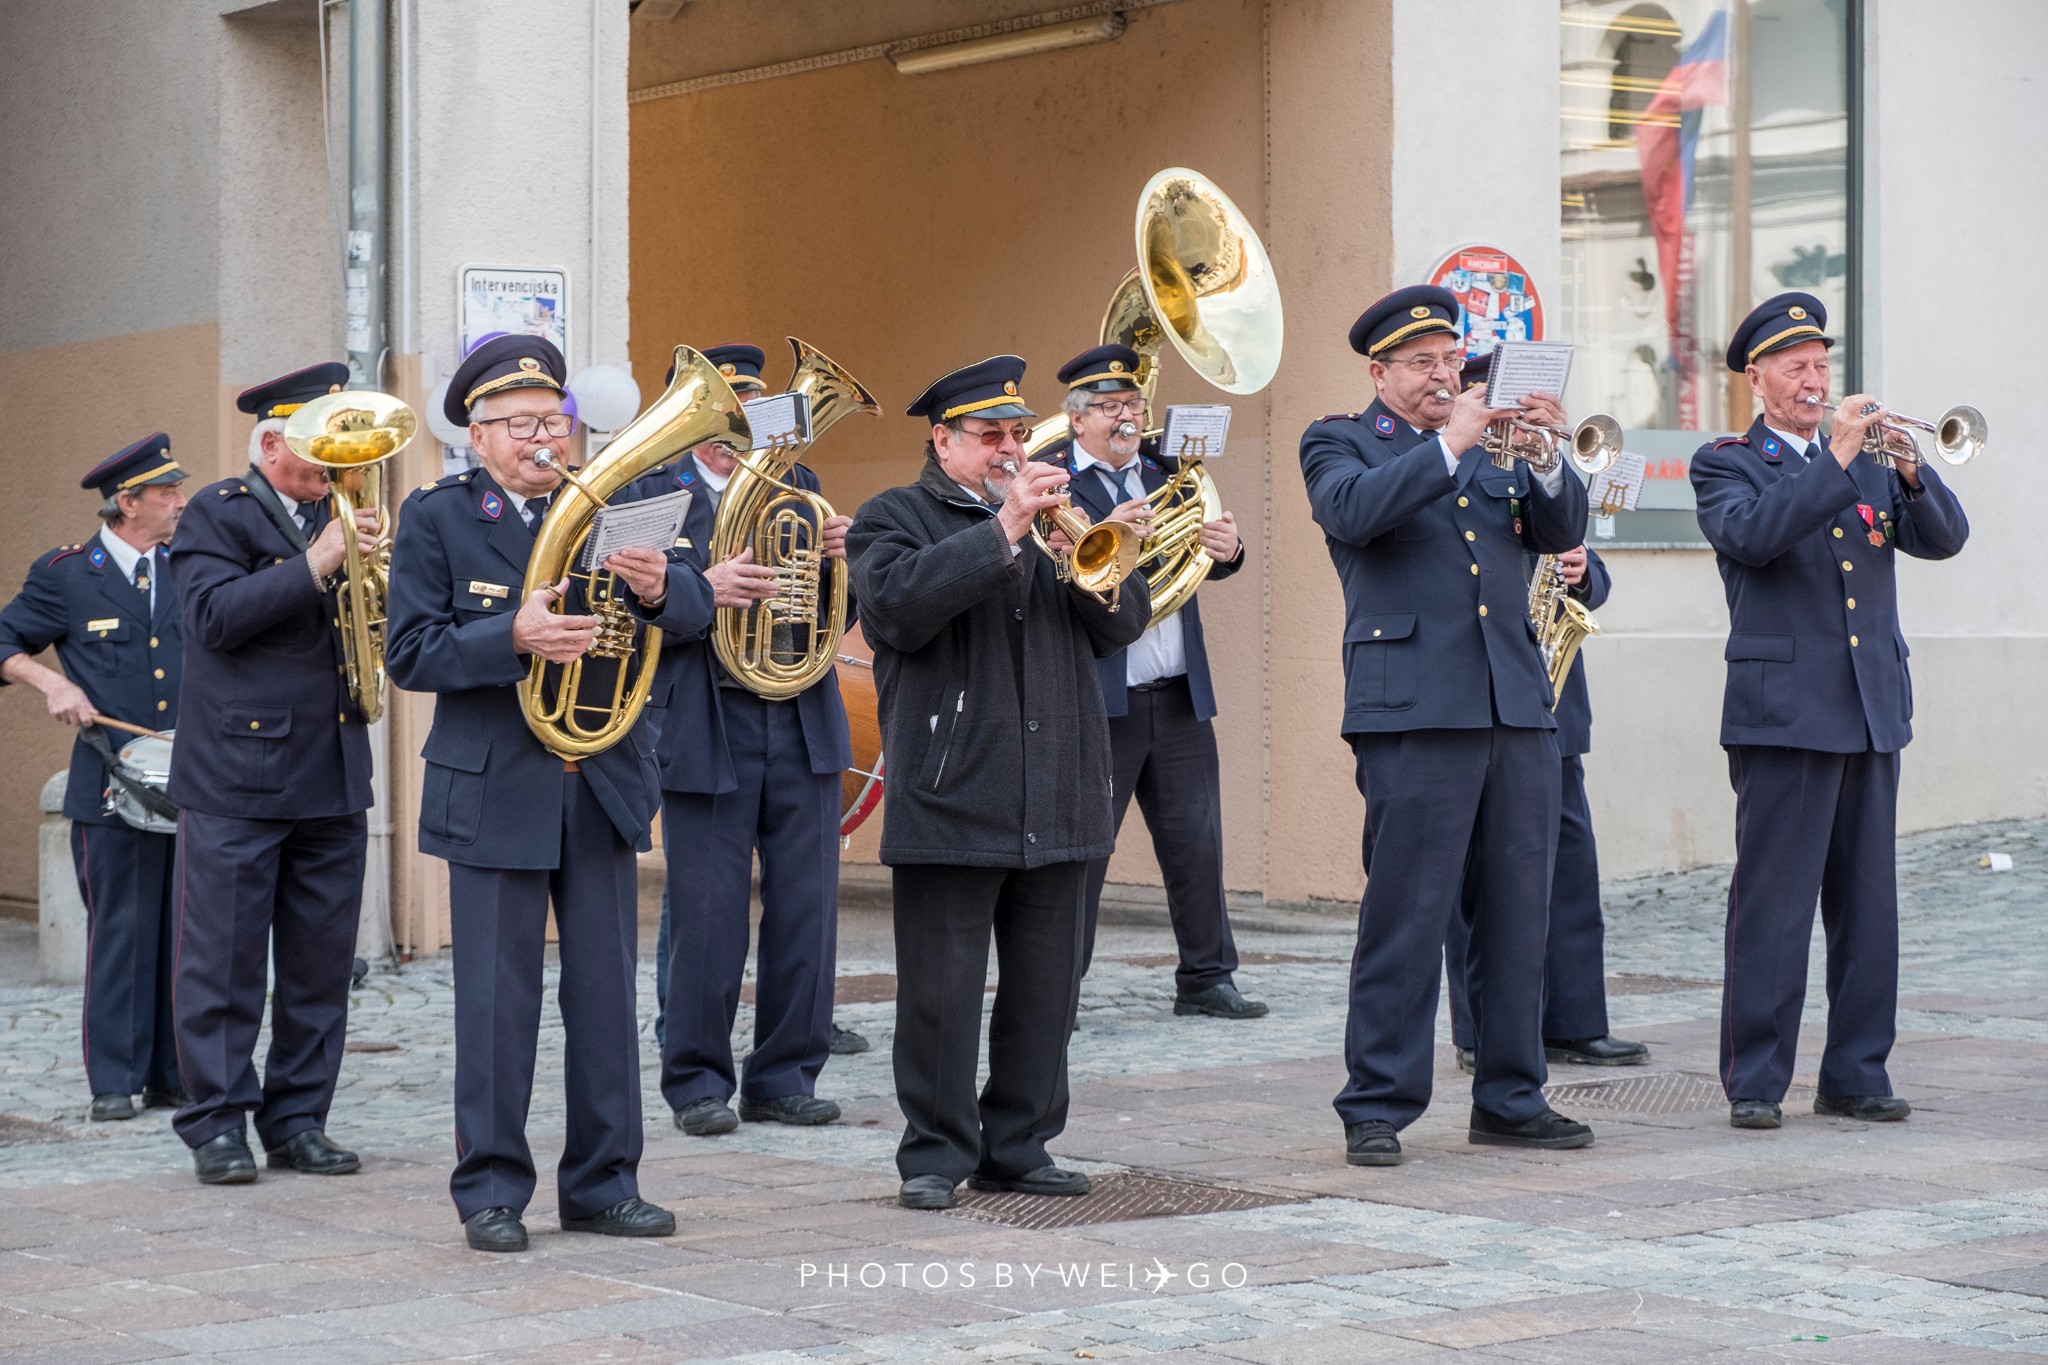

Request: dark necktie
left=294, top=501, right=319, bottom=535
left=1805, top=442, right=1822, bottom=464
left=132, top=558, right=150, bottom=597
left=523, top=497, right=549, bottom=531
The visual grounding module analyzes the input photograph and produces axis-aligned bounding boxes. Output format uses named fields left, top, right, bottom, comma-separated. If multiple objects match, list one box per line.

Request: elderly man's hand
left=1200, top=511, right=1240, bottom=562
left=512, top=581, right=598, bottom=664
left=821, top=514, right=852, bottom=561
left=1557, top=544, right=1588, bottom=586
left=603, top=546, right=669, bottom=604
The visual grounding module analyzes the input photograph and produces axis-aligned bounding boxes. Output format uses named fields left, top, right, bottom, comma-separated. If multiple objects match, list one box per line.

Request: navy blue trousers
left=1722, top=744, right=1901, bottom=1103
left=171, top=810, right=365, bottom=1150
left=71, top=822, right=181, bottom=1097
left=1080, top=676, right=1240, bottom=994
left=446, top=771, right=643, bottom=1222
left=659, top=692, right=839, bottom=1110
left=1340, top=727, right=1558, bottom=1129
left=891, top=861, right=1085, bottom=1184
left=1446, top=753, right=1609, bottom=1048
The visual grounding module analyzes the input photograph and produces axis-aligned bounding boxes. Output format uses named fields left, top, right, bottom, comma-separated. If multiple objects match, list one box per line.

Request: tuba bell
left=283, top=389, right=419, bottom=725
left=1025, top=167, right=1283, bottom=622
left=707, top=337, right=880, bottom=700
left=519, top=345, right=751, bottom=759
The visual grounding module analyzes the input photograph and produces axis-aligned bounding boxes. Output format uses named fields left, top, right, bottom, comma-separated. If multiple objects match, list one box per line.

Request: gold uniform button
left=1850, top=635, right=1860, bottom=647
left=339, top=712, right=346, bottom=724
left=1842, top=560, right=1853, bottom=572
left=332, top=617, right=341, bottom=627
left=1457, top=497, right=1469, bottom=508
left=157, top=700, right=168, bottom=712
left=1469, top=564, right=1479, bottom=575
left=1371, top=628, right=1382, bottom=638
left=249, top=721, right=260, bottom=730
left=1478, top=605, right=1489, bottom=617
left=1464, top=531, right=1476, bottom=542
left=1833, top=527, right=1843, bottom=538
left=149, top=637, right=159, bottom=648
left=1847, top=597, right=1857, bottom=609
left=153, top=668, right=165, bottom=680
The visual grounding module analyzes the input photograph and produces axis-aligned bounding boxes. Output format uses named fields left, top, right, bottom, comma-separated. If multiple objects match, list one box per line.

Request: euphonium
left=1024, top=167, right=1282, bottom=623
left=708, top=337, right=880, bottom=700
left=1528, top=553, right=1599, bottom=709
left=518, top=345, right=751, bottom=759
left=283, top=389, right=419, bottom=725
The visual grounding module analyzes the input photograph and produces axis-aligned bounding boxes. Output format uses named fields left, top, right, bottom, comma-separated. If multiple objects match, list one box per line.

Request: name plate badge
left=468, top=581, right=510, bottom=599
left=86, top=617, right=121, bottom=633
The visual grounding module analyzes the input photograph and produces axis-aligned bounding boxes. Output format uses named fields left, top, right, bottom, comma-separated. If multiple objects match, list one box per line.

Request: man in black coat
left=1042, top=344, right=1264, bottom=1022
left=1299, top=286, right=1594, bottom=1167
left=1691, top=293, right=1968, bottom=1130
left=386, top=334, right=710, bottom=1252
left=0, top=435, right=187, bottom=1121
left=848, top=355, right=1149, bottom=1211
left=168, top=363, right=380, bottom=1185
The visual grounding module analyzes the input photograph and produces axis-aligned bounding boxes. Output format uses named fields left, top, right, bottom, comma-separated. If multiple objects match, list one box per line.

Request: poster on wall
left=1427, top=244, right=1544, bottom=361
left=457, top=264, right=571, bottom=361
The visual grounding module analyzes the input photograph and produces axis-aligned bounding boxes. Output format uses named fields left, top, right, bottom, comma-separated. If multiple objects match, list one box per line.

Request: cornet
left=1800, top=395, right=1986, bottom=469
left=999, top=457, right=1143, bottom=609
left=1431, top=388, right=1621, bottom=477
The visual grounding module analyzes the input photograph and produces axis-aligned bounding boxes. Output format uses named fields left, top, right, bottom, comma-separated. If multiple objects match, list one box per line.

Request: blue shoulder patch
left=1374, top=413, right=1396, bottom=436
left=479, top=490, right=503, bottom=520
left=87, top=545, right=107, bottom=568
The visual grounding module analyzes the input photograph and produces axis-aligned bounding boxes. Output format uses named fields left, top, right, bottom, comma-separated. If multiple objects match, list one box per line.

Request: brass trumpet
left=1799, top=395, right=1986, bottom=469
left=1000, top=458, right=1143, bottom=609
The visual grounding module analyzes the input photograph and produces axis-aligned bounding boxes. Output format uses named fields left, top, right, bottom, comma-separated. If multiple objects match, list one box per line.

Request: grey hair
left=95, top=493, right=126, bottom=524
left=466, top=398, right=487, bottom=423
left=1063, top=387, right=1096, bottom=421
left=247, top=416, right=286, bottom=466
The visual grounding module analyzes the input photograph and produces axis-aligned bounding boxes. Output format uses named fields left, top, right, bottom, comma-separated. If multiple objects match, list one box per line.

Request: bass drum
left=107, top=731, right=176, bottom=835
left=836, top=629, right=885, bottom=840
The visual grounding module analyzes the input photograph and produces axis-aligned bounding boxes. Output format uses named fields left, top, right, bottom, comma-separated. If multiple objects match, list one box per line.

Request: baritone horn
left=707, top=337, right=879, bottom=699
left=1025, top=166, right=1283, bottom=622
left=282, top=389, right=419, bottom=725
left=519, top=346, right=751, bottom=759
left=1800, top=396, right=1986, bottom=469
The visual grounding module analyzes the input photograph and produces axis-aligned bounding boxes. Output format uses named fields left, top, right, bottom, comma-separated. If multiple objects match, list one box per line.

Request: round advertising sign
left=1426, top=244, right=1544, bottom=361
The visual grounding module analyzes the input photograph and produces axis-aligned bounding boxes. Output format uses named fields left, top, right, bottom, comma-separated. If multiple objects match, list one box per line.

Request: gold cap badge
left=1003, top=380, right=1018, bottom=396
left=517, top=357, right=541, bottom=372
left=719, top=363, right=736, bottom=377
left=1788, top=305, right=1807, bottom=320
left=1109, top=360, right=1126, bottom=373
left=1409, top=305, right=1431, bottom=319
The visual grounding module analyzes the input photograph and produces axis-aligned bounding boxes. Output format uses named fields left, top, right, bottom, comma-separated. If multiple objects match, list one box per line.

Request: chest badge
left=86, top=617, right=120, bottom=635
left=480, top=490, right=503, bottom=520
left=1374, top=413, right=1396, bottom=436
left=1760, top=437, right=1781, bottom=461
left=677, top=470, right=695, bottom=486
left=468, top=580, right=509, bottom=600
left=88, top=545, right=107, bottom=568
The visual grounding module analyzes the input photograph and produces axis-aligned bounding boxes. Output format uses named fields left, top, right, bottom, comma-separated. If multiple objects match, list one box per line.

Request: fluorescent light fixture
left=889, top=14, right=1125, bottom=75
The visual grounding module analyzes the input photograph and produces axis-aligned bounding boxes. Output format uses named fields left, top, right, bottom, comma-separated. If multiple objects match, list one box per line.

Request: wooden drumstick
left=92, top=714, right=168, bottom=741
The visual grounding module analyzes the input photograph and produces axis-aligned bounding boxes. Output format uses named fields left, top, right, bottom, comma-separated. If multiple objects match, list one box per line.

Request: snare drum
left=105, top=730, right=176, bottom=835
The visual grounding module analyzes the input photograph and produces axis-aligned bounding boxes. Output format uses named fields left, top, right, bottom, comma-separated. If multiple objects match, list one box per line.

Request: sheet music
left=742, top=393, right=812, bottom=450
left=1483, top=341, right=1574, bottom=409
left=1162, top=404, right=1232, bottom=460
left=577, top=489, right=693, bottom=571
left=1587, top=450, right=1646, bottom=515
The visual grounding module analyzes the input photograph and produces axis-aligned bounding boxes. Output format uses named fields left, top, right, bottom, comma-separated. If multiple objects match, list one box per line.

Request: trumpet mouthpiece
left=532, top=449, right=560, bottom=469
left=1115, top=422, right=1138, bottom=439
left=1431, top=388, right=1452, bottom=403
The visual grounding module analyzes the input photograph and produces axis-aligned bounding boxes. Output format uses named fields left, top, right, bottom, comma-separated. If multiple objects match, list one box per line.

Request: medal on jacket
left=1857, top=502, right=1883, bottom=547
left=1510, top=497, right=1522, bottom=535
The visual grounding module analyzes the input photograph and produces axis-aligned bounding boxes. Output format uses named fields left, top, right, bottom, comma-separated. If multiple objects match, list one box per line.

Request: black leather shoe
left=192, top=1131, right=257, bottom=1185
left=266, top=1129, right=361, bottom=1174
left=966, top=1165, right=1091, bottom=1196
left=1546, top=1035, right=1651, bottom=1066
left=1469, top=1106, right=1594, bottom=1149
left=142, top=1086, right=191, bottom=1110
left=737, top=1093, right=841, bottom=1126
left=464, top=1206, right=527, bottom=1253
left=675, top=1097, right=739, bottom=1136
left=830, top=1024, right=870, bottom=1055
left=1815, top=1093, right=1911, bottom=1122
left=1453, top=1046, right=1475, bottom=1075
left=899, top=1174, right=959, bottom=1210
left=1345, top=1120, right=1401, bottom=1166
left=560, top=1196, right=676, bottom=1238
left=89, top=1092, right=135, bottom=1121
left=1173, top=982, right=1269, bottom=1020
left=1729, top=1099, right=1782, bottom=1129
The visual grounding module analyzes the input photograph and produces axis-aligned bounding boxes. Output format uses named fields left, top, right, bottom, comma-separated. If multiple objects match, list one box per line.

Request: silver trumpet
left=1800, top=395, right=1986, bottom=469
left=1430, top=388, right=1620, bottom=477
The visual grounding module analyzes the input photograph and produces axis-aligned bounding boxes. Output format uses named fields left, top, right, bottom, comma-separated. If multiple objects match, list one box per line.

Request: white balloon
left=425, top=379, right=470, bottom=448
left=569, top=365, right=642, bottom=433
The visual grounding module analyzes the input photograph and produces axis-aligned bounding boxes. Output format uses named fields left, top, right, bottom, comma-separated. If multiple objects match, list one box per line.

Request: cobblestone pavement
left=2, top=819, right=2044, bottom=1362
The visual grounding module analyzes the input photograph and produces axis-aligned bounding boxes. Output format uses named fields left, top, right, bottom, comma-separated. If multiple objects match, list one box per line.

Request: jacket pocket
left=420, top=728, right=490, bottom=846
left=220, top=705, right=292, bottom=795
left=1724, top=632, right=1795, bottom=728
left=1344, top=612, right=1418, bottom=711
left=918, top=689, right=965, bottom=792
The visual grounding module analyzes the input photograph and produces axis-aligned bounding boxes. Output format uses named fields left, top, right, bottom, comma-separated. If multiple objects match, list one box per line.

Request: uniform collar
left=1763, top=422, right=1819, bottom=457
left=695, top=458, right=732, bottom=494
left=1069, top=437, right=1138, bottom=478
left=96, top=525, right=148, bottom=579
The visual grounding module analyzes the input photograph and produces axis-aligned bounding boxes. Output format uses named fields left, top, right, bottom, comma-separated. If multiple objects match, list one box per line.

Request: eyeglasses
left=475, top=413, right=578, bottom=440
left=950, top=423, right=1032, bottom=448
left=1392, top=353, right=1464, bottom=375
left=1085, top=399, right=1147, bottom=417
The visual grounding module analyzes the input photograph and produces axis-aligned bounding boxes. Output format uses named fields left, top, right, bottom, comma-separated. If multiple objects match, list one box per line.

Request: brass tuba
left=1025, top=167, right=1283, bottom=622
left=1528, top=553, right=1599, bottom=708
left=518, top=345, right=751, bottom=759
left=283, top=389, right=419, bottom=725
left=707, top=337, right=879, bottom=699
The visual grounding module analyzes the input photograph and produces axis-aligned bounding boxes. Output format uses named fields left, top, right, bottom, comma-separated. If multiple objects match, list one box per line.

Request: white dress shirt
left=1414, top=421, right=1567, bottom=494
left=1071, top=441, right=1186, bottom=686
left=1764, top=424, right=1819, bottom=461
left=97, top=526, right=155, bottom=615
